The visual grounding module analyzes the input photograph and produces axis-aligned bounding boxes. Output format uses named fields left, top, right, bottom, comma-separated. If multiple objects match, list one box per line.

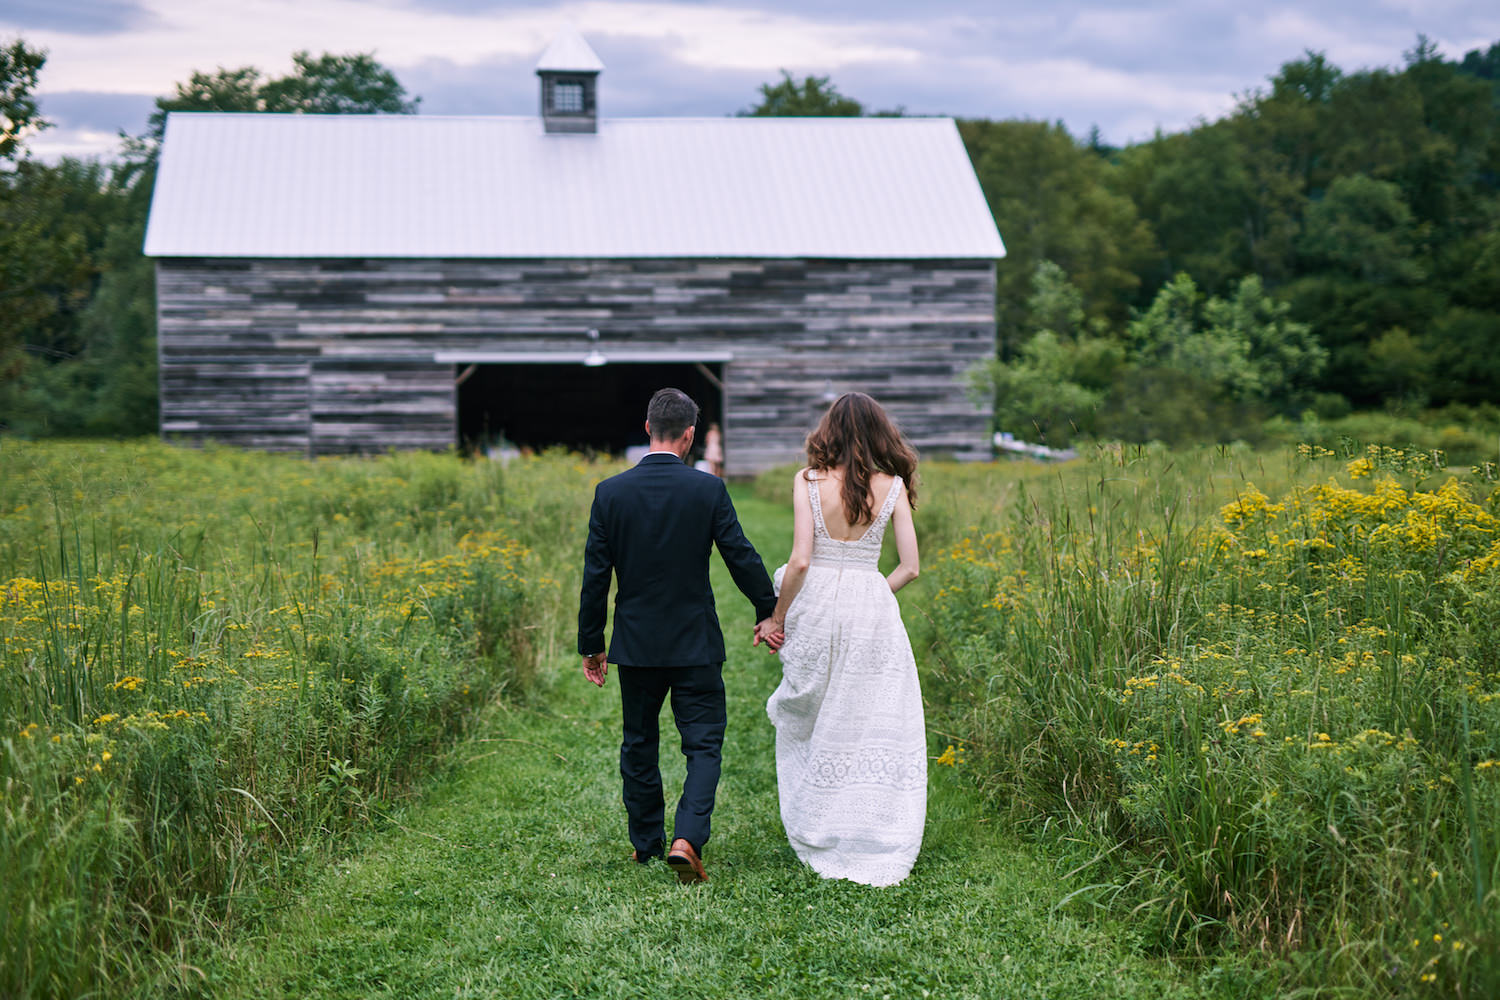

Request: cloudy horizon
left=5, top=0, right=1498, bottom=162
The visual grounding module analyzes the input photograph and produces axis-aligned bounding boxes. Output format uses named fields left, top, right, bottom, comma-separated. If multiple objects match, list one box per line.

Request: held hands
left=582, top=652, right=609, bottom=687
left=753, top=617, right=785, bottom=653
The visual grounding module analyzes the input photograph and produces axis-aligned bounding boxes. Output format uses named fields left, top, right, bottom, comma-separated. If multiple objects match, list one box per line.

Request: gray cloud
left=3, top=0, right=157, bottom=35
left=374, top=0, right=1500, bottom=151
left=16, top=0, right=1499, bottom=161
left=38, top=90, right=155, bottom=135
left=381, top=0, right=985, bottom=19
left=399, top=33, right=770, bottom=117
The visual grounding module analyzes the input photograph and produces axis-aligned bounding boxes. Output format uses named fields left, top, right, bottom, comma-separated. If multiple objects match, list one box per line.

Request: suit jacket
left=577, top=452, right=777, bottom=667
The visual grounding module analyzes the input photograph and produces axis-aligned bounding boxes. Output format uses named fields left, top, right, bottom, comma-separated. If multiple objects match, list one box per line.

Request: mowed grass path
left=200, top=490, right=1216, bottom=1000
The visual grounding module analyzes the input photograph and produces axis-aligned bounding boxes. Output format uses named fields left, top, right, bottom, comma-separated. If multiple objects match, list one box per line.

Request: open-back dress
left=765, top=474, right=927, bottom=887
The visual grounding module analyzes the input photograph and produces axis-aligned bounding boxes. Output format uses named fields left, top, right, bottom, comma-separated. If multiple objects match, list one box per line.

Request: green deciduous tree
left=959, top=119, right=1156, bottom=355
left=0, top=159, right=113, bottom=394
left=1205, top=274, right=1326, bottom=405
left=149, top=50, right=420, bottom=138
left=1127, top=272, right=1323, bottom=410
left=968, top=261, right=1124, bottom=445
left=0, top=37, right=47, bottom=163
left=740, top=72, right=863, bottom=116
left=260, top=51, right=420, bottom=115
left=1299, top=174, right=1424, bottom=284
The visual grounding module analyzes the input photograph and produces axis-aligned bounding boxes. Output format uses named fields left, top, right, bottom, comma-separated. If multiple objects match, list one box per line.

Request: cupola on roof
left=536, top=28, right=603, bottom=133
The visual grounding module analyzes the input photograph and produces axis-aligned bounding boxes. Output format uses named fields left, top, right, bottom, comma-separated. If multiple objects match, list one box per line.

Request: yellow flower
left=1346, top=457, right=1373, bottom=479
left=935, top=745, right=966, bottom=767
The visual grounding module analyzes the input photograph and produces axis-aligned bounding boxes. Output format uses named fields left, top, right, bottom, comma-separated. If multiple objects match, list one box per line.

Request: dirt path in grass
left=199, top=490, right=1218, bottom=1000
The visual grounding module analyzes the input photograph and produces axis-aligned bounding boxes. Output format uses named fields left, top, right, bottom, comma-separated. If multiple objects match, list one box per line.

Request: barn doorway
left=457, top=361, right=724, bottom=459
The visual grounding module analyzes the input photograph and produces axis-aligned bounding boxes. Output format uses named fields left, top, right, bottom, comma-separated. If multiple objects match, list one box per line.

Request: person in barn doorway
left=704, top=422, right=724, bottom=478
left=577, top=388, right=781, bottom=883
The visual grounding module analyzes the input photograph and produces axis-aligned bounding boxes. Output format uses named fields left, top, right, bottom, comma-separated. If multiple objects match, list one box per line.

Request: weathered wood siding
left=156, top=258, right=996, bottom=472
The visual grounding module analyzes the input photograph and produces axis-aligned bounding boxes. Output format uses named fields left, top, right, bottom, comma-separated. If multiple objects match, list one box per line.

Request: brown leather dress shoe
left=666, top=838, right=708, bottom=884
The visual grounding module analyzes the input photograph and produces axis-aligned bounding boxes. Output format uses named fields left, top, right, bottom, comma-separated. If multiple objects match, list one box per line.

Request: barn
left=143, top=32, right=1005, bottom=475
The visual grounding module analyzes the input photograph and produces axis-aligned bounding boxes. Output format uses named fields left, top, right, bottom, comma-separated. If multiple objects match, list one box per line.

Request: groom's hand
left=582, top=652, right=609, bottom=687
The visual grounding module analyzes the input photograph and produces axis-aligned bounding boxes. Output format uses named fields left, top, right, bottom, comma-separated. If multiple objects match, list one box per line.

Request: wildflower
left=935, top=745, right=966, bottom=767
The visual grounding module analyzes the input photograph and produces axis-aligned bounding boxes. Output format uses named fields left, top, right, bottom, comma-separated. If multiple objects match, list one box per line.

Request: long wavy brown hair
left=805, top=392, right=919, bottom=525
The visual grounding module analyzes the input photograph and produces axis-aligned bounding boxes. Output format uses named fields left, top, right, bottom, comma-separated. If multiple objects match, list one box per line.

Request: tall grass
left=914, top=443, right=1500, bottom=996
left=0, top=440, right=605, bottom=998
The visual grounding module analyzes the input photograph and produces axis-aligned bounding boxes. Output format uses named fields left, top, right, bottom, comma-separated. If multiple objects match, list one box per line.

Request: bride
left=764, top=392, right=926, bottom=887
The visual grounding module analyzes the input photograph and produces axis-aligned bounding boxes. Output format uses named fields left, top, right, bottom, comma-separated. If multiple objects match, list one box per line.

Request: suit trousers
left=617, top=663, right=726, bottom=857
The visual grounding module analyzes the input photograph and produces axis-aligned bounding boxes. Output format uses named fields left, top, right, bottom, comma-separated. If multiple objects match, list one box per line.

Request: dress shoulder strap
left=872, top=476, right=904, bottom=529
left=806, top=471, right=829, bottom=538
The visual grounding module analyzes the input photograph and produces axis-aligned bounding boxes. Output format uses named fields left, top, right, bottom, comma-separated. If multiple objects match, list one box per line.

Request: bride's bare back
left=809, top=468, right=897, bottom=541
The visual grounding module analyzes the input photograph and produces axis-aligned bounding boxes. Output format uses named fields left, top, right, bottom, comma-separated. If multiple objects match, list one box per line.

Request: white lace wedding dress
left=766, top=475, right=927, bottom=887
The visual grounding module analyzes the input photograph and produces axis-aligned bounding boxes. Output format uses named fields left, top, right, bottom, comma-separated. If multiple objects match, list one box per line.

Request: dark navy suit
left=578, top=452, right=776, bottom=857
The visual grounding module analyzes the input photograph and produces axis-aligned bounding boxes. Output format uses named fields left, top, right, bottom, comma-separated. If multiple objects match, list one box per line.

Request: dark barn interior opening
left=458, top=362, right=724, bottom=458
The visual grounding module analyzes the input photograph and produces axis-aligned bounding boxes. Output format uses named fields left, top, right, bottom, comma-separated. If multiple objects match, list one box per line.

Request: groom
left=578, top=388, right=780, bottom=883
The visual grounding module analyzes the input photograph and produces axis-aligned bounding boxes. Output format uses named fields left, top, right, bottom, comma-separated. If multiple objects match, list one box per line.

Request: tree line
left=2, top=37, right=1498, bottom=442
left=963, top=39, right=1500, bottom=444
left=0, top=45, right=417, bottom=436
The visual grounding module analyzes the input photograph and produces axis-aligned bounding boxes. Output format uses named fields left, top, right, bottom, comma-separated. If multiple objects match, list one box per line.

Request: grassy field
left=6, top=438, right=1498, bottom=997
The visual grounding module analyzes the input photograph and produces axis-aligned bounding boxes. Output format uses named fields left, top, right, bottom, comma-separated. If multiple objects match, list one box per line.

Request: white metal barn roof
left=144, top=113, right=1005, bottom=260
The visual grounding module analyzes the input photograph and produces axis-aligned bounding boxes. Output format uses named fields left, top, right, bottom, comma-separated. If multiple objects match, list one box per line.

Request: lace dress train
left=766, top=476, right=927, bottom=887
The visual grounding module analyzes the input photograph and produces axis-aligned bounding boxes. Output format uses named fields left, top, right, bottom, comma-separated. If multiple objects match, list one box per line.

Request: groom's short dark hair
left=647, top=388, right=700, bottom=441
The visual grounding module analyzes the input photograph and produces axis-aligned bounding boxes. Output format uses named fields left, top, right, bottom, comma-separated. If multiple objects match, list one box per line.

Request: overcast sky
left=6, top=0, right=1498, bottom=161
